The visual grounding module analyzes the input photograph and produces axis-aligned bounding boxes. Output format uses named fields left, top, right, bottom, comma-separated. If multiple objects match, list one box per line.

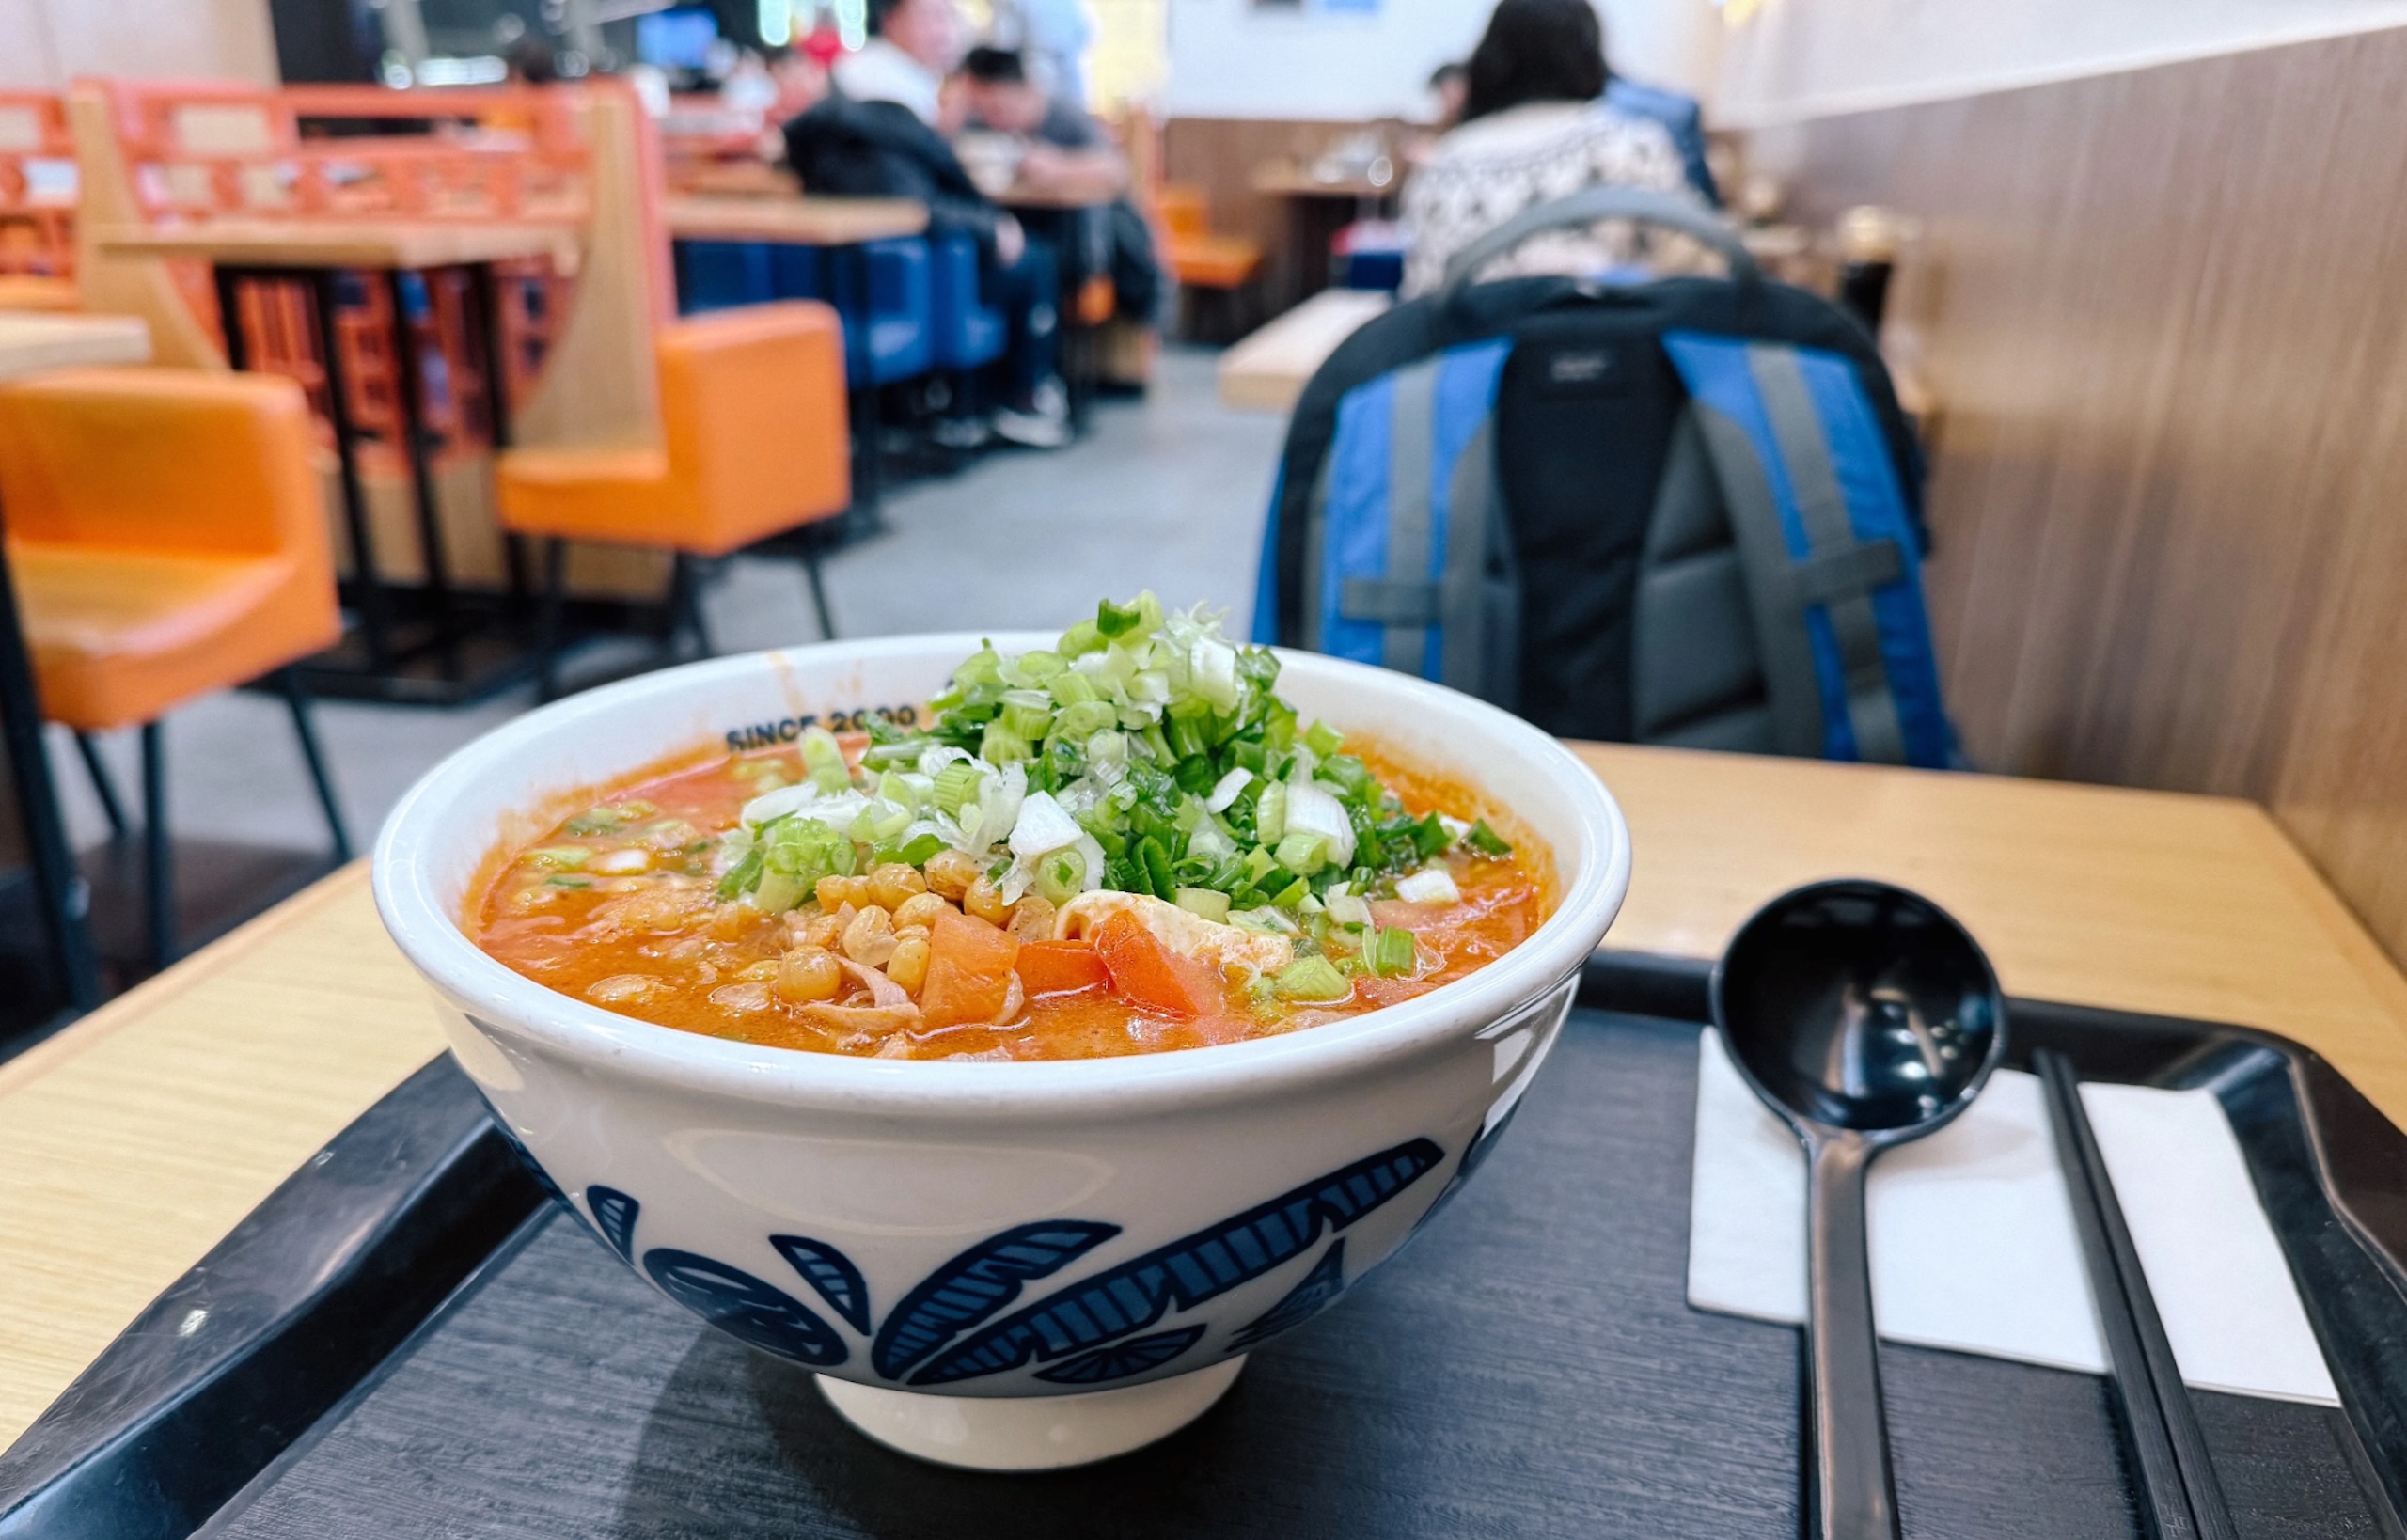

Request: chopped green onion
left=1047, top=670, right=1100, bottom=707
left=999, top=690, right=1054, bottom=739
left=1464, top=819, right=1513, bottom=857
left=797, top=726, right=849, bottom=794
left=544, top=874, right=592, bottom=889
left=1014, top=650, right=1066, bottom=682
left=1304, top=720, right=1345, bottom=757
left=1255, top=780, right=1288, bottom=845
left=526, top=845, right=590, bottom=870
left=933, top=762, right=985, bottom=815
left=1174, top=887, right=1232, bottom=923
left=875, top=832, right=947, bottom=867
left=1058, top=619, right=1105, bottom=658
left=716, top=845, right=766, bottom=900
left=1273, top=955, right=1351, bottom=1003
left=562, top=808, right=621, bottom=835
left=1269, top=875, right=1310, bottom=909
left=1274, top=831, right=1329, bottom=874
left=752, top=870, right=806, bottom=913
left=1368, top=926, right=1420, bottom=977
left=1050, top=699, right=1116, bottom=741
left=1033, top=848, right=1088, bottom=904
left=980, top=721, right=1033, bottom=763
left=1138, top=835, right=1177, bottom=901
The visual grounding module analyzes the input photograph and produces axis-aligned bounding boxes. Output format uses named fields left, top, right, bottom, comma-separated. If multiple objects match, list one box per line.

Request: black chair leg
left=535, top=537, right=567, bottom=703
left=802, top=550, right=837, bottom=642
left=141, top=718, right=173, bottom=972
left=278, top=668, right=352, bottom=863
left=73, top=731, right=129, bottom=838
left=669, top=553, right=716, bottom=660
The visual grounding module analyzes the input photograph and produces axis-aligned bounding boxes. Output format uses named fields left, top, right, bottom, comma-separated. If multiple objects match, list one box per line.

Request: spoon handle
left=1805, top=1132, right=1900, bottom=1540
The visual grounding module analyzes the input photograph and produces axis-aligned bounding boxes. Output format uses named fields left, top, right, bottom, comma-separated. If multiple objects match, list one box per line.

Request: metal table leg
left=466, top=262, right=533, bottom=607
left=215, top=267, right=398, bottom=674
left=382, top=270, right=454, bottom=664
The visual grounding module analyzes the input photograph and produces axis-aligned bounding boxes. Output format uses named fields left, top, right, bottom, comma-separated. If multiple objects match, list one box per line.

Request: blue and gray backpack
left=1251, top=189, right=1954, bottom=768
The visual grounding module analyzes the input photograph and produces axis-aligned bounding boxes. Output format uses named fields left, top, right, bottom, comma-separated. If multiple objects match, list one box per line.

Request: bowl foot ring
left=814, top=1357, right=1248, bottom=1470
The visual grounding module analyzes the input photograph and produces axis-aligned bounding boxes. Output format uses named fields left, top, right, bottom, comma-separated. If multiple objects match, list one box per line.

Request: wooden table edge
left=0, top=861, right=384, bottom=1099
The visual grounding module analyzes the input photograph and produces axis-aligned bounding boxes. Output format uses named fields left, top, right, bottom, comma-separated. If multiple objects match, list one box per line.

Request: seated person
left=1604, top=74, right=1719, bottom=206
left=954, top=45, right=1163, bottom=329
left=1401, top=59, right=1469, bottom=171
left=1398, top=0, right=1697, bottom=298
left=781, top=0, right=1069, bottom=447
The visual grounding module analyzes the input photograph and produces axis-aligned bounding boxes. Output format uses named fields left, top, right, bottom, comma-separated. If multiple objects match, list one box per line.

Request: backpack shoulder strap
left=1292, top=338, right=1513, bottom=694
left=1660, top=330, right=1952, bottom=768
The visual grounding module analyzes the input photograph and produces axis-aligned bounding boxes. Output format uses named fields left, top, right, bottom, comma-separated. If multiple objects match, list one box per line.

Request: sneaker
left=992, top=378, right=1071, bottom=449
left=929, top=415, right=991, bottom=450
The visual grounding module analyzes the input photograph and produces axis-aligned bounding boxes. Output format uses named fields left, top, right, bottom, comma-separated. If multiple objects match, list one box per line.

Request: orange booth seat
left=0, top=367, right=350, bottom=966
left=497, top=300, right=851, bottom=693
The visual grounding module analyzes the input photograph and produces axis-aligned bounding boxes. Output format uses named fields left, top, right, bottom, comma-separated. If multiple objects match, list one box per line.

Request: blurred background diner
left=2, top=0, right=2406, bottom=1072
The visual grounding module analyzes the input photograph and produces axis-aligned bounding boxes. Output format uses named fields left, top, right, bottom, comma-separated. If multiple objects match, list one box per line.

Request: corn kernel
left=924, top=849, right=983, bottom=901
left=775, top=945, right=842, bottom=1003
left=886, top=933, right=932, bottom=996
left=893, top=891, right=955, bottom=931
left=869, top=861, right=929, bottom=909
left=815, top=873, right=870, bottom=911
left=1006, top=893, right=1057, bottom=942
left=964, top=874, right=1010, bottom=924
left=842, top=904, right=898, bottom=966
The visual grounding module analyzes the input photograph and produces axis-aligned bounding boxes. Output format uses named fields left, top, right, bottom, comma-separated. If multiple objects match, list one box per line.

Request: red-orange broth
left=470, top=739, right=1551, bottom=1062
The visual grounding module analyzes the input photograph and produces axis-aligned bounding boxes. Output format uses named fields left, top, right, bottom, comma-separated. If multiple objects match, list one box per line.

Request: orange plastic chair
left=496, top=300, right=850, bottom=696
left=1156, top=183, right=1264, bottom=291
left=0, top=367, right=350, bottom=966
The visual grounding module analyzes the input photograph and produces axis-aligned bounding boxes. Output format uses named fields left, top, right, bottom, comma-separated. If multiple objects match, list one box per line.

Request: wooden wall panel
left=1750, top=25, right=2407, bottom=966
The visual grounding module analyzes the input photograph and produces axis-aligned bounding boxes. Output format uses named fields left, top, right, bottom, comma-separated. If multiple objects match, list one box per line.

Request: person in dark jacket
left=782, top=0, right=1068, bottom=447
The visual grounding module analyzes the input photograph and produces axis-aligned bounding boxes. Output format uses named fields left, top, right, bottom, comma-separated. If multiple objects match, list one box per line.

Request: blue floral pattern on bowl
left=579, top=1134, right=1445, bottom=1388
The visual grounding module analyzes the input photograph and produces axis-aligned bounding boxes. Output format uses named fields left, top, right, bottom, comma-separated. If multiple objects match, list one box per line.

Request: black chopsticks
left=2035, top=1047, right=2237, bottom=1540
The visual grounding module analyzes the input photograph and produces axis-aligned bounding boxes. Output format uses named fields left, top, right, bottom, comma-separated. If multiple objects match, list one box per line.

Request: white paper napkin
left=1686, top=1029, right=2338, bottom=1406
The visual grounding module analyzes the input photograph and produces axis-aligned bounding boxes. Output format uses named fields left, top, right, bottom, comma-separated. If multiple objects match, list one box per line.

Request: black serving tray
left=10, top=954, right=2407, bottom=1539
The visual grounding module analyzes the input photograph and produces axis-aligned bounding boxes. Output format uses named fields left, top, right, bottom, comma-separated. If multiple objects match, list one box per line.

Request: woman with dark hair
left=1399, top=0, right=1692, bottom=296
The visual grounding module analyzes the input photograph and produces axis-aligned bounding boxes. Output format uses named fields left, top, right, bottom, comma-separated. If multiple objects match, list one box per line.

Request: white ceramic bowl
left=373, top=636, right=1631, bottom=1468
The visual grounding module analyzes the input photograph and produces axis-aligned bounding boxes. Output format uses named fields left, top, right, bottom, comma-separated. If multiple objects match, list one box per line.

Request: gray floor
left=48, top=347, right=1287, bottom=856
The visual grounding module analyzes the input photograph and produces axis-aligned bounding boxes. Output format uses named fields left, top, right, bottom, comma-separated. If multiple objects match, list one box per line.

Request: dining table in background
left=661, top=195, right=931, bottom=246
left=1251, top=161, right=1403, bottom=312
left=0, top=312, right=154, bottom=1018
left=1218, top=288, right=1394, bottom=413
left=5, top=740, right=2406, bottom=1455
left=90, top=220, right=578, bottom=709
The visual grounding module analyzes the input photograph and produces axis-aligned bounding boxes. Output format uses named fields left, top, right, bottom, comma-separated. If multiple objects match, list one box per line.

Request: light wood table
left=1218, top=288, right=1392, bottom=412
left=91, top=219, right=575, bottom=272
left=0, top=313, right=149, bottom=379
left=669, top=161, right=801, bottom=199
left=6, top=744, right=2407, bottom=1454
left=664, top=195, right=930, bottom=245
left=1251, top=163, right=1400, bottom=202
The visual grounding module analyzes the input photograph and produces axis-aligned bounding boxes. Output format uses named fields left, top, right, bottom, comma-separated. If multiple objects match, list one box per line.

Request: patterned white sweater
left=1400, top=99, right=1694, bottom=299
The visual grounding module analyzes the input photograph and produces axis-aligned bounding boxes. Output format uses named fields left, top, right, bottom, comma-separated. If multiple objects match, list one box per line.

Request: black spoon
left=1711, top=879, right=2007, bottom=1540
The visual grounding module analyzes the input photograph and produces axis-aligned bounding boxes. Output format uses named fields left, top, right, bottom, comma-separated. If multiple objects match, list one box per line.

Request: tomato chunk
left=920, top=908, right=1022, bottom=1029
left=1015, top=940, right=1110, bottom=998
left=1092, top=910, right=1219, bottom=1019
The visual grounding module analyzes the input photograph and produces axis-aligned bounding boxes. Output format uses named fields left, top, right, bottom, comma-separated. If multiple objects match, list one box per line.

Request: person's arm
left=1013, top=104, right=1128, bottom=203
left=1014, top=142, right=1126, bottom=203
